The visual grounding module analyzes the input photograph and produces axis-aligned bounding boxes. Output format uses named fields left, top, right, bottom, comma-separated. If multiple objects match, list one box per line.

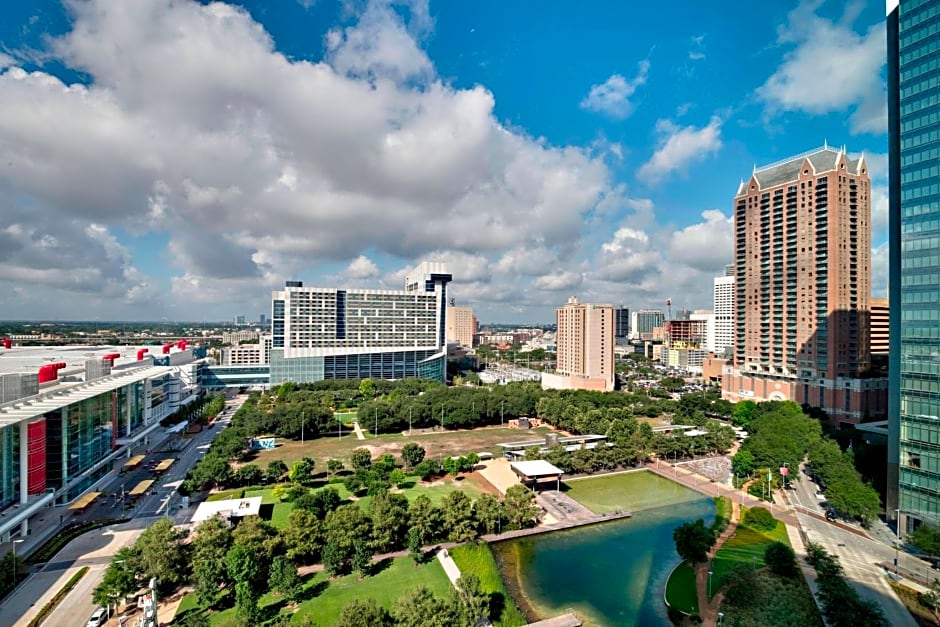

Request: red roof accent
left=38, top=362, right=66, bottom=383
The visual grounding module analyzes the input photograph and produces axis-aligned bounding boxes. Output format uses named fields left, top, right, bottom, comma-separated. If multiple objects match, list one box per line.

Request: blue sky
left=0, top=0, right=888, bottom=323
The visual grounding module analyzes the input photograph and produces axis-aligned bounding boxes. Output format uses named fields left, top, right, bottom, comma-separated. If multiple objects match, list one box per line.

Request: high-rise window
left=891, top=0, right=940, bottom=527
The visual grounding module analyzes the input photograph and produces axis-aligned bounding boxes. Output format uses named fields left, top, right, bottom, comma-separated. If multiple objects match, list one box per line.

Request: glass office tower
left=889, top=0, right=940, bottom=529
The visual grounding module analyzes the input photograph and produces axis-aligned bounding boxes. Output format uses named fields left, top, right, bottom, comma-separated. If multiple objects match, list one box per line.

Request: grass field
left=334, top=410, right=358, bottom=423
left=178, top=556, right=452, bottom=626
left=206, top=488, right=244, bottom=502
left=450, top=543, right=527, bottom=627
left=292, top=556, right=453, bottom=624
left=710, top=518, right=789, bottom=598
left=563, top=470, right=705, bottom=514
left=248, top=426, right=553, bottom=468
left=664, top=561, right=699, bottom=616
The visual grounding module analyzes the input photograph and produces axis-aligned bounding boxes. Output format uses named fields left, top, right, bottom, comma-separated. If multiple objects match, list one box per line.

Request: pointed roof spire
left=823, top=138, right=828, bottom=150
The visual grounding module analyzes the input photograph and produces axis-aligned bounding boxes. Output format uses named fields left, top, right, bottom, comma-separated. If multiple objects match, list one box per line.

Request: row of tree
left=227, top=377, right=707, bottom=448
left=159, top=392, right=226, bottom=428
left=804, top=542, right=887, bottom=626
left=98, top=476, right=538, bottom=623
left=729, top=401, right=881, bottom=521
left=0, top=551, right=26, bottom=602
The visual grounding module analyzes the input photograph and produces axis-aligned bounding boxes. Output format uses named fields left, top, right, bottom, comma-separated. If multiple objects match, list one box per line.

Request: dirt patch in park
left=249, top=425, right=560, bottom=468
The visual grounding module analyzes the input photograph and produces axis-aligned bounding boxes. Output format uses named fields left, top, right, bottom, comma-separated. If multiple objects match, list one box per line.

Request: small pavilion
left=509, top=460, right=564, bottom=491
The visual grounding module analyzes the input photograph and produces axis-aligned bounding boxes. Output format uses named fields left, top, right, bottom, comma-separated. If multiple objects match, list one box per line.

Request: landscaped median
left=27, top=518, right=128, bottom=565
left=710, top=506, right=821, bottom=625
left=664, top=560, right=698, bottom=617
left=26, top=566, right=89, bottom=627
left=449, top=543, right=527, bottom=627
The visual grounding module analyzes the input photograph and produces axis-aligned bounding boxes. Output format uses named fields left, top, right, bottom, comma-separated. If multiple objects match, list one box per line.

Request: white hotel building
left=268, top=262, right=452, bottom=384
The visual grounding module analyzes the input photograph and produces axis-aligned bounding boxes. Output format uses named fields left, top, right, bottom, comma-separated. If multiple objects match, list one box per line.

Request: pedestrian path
left=693, top=500, right=740, bottom=626
left=648, top=461, right=920, bottom=627
left=352, top=421, right=366, bottom=440
left=436, top=547, right=462, bottom=586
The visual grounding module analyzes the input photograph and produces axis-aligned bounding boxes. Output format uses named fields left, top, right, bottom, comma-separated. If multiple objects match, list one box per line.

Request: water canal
left=493, top=471, right=714, bottom=626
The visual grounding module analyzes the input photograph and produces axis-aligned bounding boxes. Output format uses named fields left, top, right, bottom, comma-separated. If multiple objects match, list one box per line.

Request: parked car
left=815, top=491, right=826, bottom=500
left=86, top=607, right=107, bottom=627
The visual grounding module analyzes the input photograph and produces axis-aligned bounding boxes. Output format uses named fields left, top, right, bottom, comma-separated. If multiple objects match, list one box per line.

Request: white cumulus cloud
left=345, top=255, right=381, bottom=279
left=757, top=0, right=886, bottom=135
left=580, top=60, right=649, bottom=119
left=636, top=116, right=723, bottom=185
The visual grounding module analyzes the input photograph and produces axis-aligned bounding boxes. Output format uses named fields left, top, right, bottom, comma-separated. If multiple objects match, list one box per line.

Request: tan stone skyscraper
left=446, top=306, right=477, bottom=347
left=722, top=144, right=886, bottom=424
left=549, top=296, right=614, bottom=391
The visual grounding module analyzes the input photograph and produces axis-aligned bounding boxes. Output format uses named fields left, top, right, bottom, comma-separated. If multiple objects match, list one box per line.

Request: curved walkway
left=647, top=462, right=919, bottom=627
left=693, top=500, right=740, bottom=626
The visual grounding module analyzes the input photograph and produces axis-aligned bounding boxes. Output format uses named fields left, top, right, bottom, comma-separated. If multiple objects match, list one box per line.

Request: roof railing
left=754, top=143, right=835, bottom=173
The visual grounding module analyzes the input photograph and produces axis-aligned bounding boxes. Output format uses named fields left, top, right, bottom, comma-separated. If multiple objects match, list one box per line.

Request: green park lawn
left=174, top=592, right=201, bottom=617
left=293, top=556, right=452, bottom=624
left=449, top=543, right=527, bottom=627
left=179, top=556, right=452, bottom=626
left=206, top=488, right=245, bottom=502
left=664, top=561, right=699, bottom=616
left=333, top=410, right=358, bottom=424
left=709, top=519, right=789, bottom=598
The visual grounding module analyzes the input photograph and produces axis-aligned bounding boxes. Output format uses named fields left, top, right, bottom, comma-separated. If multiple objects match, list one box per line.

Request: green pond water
left=493, top=472, right=714, bottom=626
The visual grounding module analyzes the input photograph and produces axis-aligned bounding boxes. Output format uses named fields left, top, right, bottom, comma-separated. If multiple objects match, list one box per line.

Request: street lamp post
left=718, top=611, right=725, bottom=626
left=11, top=538, right=24, bottom=588
left=708, top=570, right=713, bottom=598
left=896, top=508, right=902, bottom=574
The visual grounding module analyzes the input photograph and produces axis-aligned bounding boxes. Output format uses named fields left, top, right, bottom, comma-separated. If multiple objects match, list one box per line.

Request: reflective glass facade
left=0, top=426, right=20, bottom=509
left=892, top=0, right=940, bottom=525
left=268, top=349, right=445, bottom=385
left=200, top=365, right=271, bottom=389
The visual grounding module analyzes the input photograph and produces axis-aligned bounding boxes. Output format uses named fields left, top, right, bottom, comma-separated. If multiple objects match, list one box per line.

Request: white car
left=86, top=608, right=107, bottom=627
left=815, top=491, right=826, bottom=500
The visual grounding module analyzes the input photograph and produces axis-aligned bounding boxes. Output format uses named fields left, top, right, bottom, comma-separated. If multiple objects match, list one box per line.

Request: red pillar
left=27, top=419, right=47, bottom=494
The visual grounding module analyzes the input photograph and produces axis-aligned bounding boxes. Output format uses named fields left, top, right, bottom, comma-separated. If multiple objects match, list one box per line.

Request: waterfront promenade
left=646, top=460, right=917, bottom=627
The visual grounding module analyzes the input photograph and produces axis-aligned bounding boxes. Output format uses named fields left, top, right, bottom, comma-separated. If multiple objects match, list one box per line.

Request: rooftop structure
left=509, top=460, right=564, bottom=490
left=192, top=497, right=263, bottom=524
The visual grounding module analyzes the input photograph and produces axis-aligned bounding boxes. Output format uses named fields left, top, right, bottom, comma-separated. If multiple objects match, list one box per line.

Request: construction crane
left=665, top=298, right=672, bottom=320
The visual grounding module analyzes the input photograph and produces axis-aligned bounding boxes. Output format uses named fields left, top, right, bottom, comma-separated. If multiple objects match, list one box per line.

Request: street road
left=798, top=510, right=919, bottom=627
left=787, top=462, right=827, bottom=515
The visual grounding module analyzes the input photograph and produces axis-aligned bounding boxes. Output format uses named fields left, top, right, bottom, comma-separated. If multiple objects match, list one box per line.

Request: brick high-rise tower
left=722, top=144, right=886, bottom=424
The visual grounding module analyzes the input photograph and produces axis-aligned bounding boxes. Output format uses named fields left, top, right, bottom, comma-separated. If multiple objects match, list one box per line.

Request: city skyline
left=0, top=0, right=888, bottom=322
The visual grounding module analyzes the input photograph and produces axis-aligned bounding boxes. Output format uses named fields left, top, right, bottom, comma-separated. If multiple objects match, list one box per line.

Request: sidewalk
left=352, top=422, right=366, bottom=440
